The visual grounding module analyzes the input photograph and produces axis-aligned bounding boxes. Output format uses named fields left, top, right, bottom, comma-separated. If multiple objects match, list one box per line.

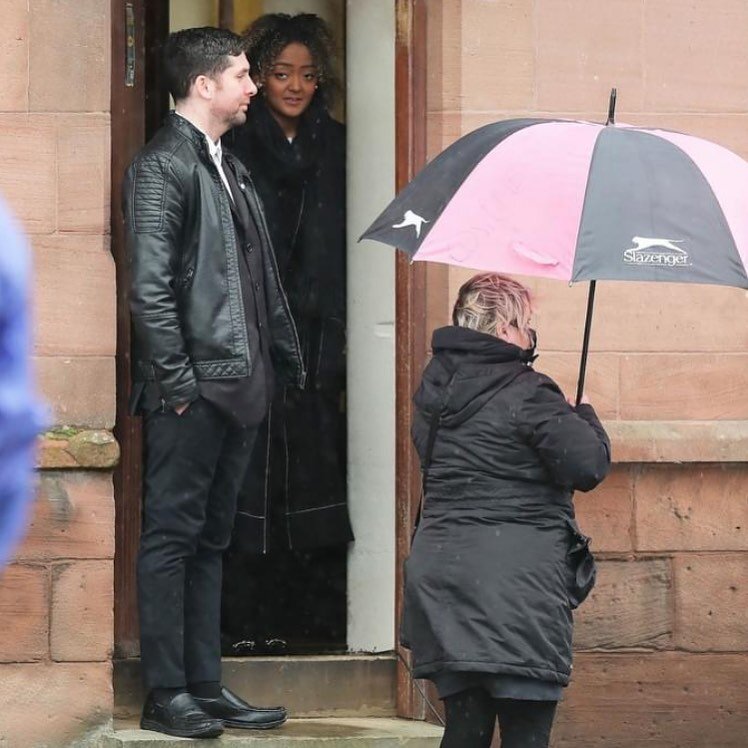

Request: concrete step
left=100, top=718, right=442, bottom=747
left=115, top=656, right=397, bottom=721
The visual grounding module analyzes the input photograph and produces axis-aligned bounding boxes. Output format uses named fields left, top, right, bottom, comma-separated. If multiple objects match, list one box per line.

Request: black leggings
left=441, top=688, right=557, bottom=748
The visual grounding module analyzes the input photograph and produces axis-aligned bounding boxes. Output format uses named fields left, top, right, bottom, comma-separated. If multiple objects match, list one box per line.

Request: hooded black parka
left=401, top=325, right=611, bottom=686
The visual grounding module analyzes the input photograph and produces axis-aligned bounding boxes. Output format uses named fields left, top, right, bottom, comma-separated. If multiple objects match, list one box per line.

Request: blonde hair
left=452, top=273, right=533, bottom=338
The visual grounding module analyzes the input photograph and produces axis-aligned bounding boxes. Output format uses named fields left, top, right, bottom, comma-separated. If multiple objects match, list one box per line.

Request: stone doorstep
left=115, top=656, right=397, bottom=722
left=99, top=718, right=442, bottom=747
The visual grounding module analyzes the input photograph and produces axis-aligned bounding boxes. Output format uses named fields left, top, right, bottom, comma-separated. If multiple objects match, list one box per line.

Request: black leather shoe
left=193, top=686, right=288, bottom=730
left=140, top=691, right=224, bottom=739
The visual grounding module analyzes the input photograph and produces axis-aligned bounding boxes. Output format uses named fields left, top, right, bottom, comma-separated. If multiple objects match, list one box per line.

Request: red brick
left=574, top=466, right=634, bottom=553
left=35, top=356, right=116, bottom=429
left=461, top=1, right=534, bottom=112
left=0, top=565, right=48, bottom=662
left=556, top=652, right=748, bottom=747
left=0, top=0, right=29, bottom=111
left=0, top=662, right=112, bottom=747
left=0, top=115, right=56, bottom=234
left=536, top=353, right=619, bottom=420
left=15, top=472, right=114, bottom=561
left=536, top=0, right=645, bottom=113
left=635, top=465, right=748, bottom=552
left=643, top=0, right=748, bottom=113
left=32, top=235, right=116, bottom=357
left=28, top=0, right=110, bottom=113
left=574, top=559, right=672, bottom=650
left=674, top=554, right=748, bottom=652
left=57, top=115, right=110, bottom=234
left=51, top=561, right=113, bottom=662
left=531, top=280, right=748, bottom=354
left=620, top=354, right=748, bottom=420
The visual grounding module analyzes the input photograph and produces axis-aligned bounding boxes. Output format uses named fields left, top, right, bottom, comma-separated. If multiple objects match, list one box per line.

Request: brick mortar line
left=595, top=551, right=748, bottom=559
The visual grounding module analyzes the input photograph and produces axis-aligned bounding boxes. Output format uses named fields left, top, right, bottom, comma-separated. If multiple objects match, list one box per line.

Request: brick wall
left=428, top=2, right=748, bottom=745
left=0, top=1, right=115, bottom=746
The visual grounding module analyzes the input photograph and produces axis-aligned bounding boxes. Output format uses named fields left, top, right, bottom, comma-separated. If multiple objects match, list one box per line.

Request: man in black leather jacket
left=123, top=27, right=304, bottom=739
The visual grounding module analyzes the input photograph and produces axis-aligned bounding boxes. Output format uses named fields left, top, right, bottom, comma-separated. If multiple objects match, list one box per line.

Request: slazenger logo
left=623, top=236, right=692, bottom=268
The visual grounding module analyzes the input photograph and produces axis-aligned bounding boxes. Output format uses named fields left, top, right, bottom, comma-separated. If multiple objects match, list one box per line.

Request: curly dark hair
left=242, top=13, right=340, bottom=108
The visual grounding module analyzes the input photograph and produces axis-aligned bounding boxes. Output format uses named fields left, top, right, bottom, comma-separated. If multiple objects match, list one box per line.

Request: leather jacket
left=123, top=112, right=305, bottom=408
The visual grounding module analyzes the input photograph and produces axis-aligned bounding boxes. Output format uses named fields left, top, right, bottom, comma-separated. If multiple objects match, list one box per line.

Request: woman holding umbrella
left=402, top=272, right=611, bottom=748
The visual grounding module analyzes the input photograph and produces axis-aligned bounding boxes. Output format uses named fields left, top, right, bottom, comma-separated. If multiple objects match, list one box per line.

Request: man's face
left=211, top=53, right=257, bottom=131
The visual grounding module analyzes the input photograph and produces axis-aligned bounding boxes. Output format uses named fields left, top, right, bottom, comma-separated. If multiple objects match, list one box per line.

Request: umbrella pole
left=575, top=280, right=597, bottom=406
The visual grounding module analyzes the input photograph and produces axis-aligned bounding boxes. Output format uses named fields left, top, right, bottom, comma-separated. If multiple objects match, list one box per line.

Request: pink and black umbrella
left=361, top=91, right=748, bottom=400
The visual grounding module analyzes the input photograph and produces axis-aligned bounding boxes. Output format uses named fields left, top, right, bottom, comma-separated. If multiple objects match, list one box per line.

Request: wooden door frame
left=393, top=0, right=440, bottom=720
left=111, top=0, right=171, bottom=658
left=111, top=1, right=435, bottom=695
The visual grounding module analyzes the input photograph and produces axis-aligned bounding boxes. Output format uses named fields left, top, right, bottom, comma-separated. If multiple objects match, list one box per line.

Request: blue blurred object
left=0, top=198, right=47, bottom=568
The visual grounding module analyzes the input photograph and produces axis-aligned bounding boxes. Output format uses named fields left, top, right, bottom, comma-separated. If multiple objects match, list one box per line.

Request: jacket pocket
left=565, top=518, right=597, bottom=609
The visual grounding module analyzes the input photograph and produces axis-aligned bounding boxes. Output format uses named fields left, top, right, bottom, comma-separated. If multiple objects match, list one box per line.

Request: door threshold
left=115, top=653, right=397, bottom=723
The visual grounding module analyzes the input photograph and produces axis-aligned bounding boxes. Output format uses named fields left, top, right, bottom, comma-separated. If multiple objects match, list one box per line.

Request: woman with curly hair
left=222, top=13, right=352, bottom=653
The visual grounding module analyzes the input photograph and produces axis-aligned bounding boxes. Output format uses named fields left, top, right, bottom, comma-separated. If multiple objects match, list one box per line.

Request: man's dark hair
left=242, top=13, right=341, bottom=108
left=163, top=27, right=245, bottom=101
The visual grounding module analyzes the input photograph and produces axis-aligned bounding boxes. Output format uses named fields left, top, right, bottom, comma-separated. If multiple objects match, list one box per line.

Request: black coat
left=401, top=326, right=611, bottom=683
left=227, top=96, right=352, bottom=552
left=124, top=113, right=305, bottom=410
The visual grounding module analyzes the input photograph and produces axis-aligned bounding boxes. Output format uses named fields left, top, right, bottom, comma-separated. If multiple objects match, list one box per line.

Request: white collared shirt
left=174, top=110, right=234, bottom=202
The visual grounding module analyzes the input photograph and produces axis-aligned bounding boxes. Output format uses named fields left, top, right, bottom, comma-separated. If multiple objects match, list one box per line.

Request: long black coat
left=227, top=96, right=352, bottom=552
left=401, top=326, right=611, bottom=683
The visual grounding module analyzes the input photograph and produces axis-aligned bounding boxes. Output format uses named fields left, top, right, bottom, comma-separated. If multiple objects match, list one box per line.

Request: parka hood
left=414, top=325, right=536, bottom=427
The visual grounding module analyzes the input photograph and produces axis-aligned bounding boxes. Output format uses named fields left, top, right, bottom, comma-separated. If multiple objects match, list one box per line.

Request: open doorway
left=145, top=1, right=351, bottom=656
left=114, top=0, right=404, bottom=666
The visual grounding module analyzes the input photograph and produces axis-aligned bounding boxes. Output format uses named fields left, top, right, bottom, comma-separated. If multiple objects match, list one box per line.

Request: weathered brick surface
left=556, top=653, right=748, bottom=747
left=15, top=471, right=114, bottom=561
left=36, top=356, right=116, bottom=429
left=674, top=554, right=748, bottom=652
left=0, top=662, right=112, bottom=747
left=0, top=115, right=56, bottom=234
left=29, top=0, right=110, bottom=112
left=536, top=0, right=645, bottom=113
left=460, top=0, right=534, bottom=112
left=51, top=560, right=113, bottom=662
left=574, top=467, right=633, bottom=553
left=537, top=353, right=619, bottom=420
left=58, top=114, right=111, bottom=233
left=0, top=565, right=48, bottom=662
left=635, top=464, right=748, bottom=551
left=643, top=0, right=748, bottom=113
left=33, top=234, right=116, bottom=357
left=574, top=559, right=672, bottom=650
left=0, top=0, right=29, bottom=111
left=620, top=354, right=748, bottom=420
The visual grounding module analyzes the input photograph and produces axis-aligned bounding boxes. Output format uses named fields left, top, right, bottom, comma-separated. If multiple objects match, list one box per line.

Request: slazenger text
left=623, top=249, right=691, bottom=267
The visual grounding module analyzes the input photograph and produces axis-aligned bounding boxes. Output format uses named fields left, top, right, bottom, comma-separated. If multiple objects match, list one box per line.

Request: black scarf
left=227, top=93, right=346, bottom=320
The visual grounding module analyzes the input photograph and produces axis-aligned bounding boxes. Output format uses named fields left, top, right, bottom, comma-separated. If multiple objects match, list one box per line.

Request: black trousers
left=441, top=688, right=557, bottom=748
left=138, top=398, right=257, bottom=689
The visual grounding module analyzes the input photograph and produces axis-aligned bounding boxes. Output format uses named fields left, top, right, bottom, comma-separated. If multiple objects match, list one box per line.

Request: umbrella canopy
left=362, top=117, right=748, bottom=290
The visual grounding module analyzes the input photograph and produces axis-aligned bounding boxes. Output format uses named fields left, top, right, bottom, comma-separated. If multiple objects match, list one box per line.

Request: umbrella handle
left=575, top=280, right=596, bottom=406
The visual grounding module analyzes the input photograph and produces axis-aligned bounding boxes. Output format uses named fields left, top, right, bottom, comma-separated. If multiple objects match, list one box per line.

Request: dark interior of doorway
left=144, top=2, right=348, bottom=656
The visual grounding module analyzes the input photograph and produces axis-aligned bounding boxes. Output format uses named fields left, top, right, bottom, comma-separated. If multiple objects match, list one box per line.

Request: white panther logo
left=392, top=210, right=429, bottom=238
